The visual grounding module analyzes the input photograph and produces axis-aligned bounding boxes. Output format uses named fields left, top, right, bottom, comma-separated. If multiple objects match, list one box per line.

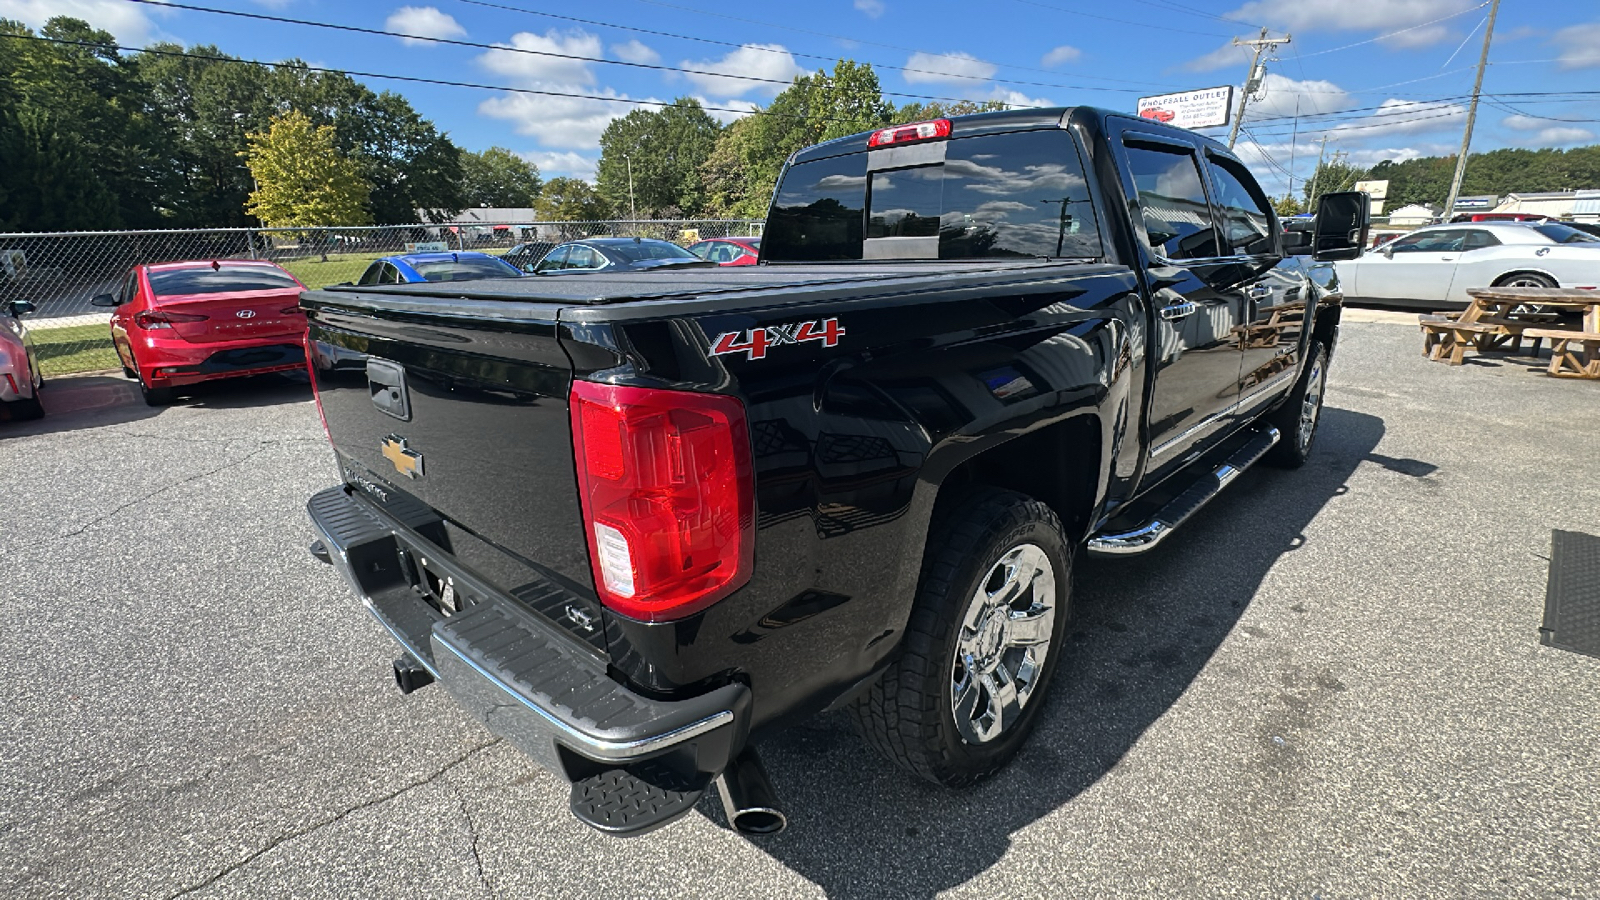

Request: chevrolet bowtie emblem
left=381, top=435, right=424, bottom=479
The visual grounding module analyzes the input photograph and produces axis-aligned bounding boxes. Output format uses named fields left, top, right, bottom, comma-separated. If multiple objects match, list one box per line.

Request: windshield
left=1531, top=224, right=1600, bottom=244
left=765, top=129, right=1103, bottom=261
left=410, top=256, right=522, bottom=281
left=609, top=241, right=698, bottom=262
left=150, top=266, right=300, bottom=296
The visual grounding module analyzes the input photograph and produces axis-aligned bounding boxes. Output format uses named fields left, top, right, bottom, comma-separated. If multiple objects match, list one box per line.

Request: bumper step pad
left=569, top=760, right=710, bottom=837
left=1541, top=530, right=1600, bottom=659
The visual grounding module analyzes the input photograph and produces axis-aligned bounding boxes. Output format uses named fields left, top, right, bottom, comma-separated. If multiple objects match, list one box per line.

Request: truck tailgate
left=304, top=291, right=606, bottom=656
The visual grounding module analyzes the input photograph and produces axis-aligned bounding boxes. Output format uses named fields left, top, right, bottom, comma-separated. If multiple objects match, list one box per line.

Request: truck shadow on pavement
left=0, top=372, right=310, bottom=440
left=741, top=406, right=1387, bottom=899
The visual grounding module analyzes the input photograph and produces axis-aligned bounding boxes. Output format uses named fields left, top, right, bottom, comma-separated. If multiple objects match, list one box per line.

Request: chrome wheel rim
left=1298, top=353, right=1326, bottom=451
left=950, top=543, right=1057, bottom=745
left=1506, top=276, right=1550, bottom=289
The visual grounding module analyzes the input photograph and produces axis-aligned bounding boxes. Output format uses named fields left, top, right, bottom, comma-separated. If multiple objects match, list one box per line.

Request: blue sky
left=6, top=0, right=1599, bottom=195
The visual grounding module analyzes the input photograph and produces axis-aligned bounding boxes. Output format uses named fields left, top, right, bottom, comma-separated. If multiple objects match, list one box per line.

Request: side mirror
left=7, top=300, right=36, bottom=316
left=91, top=293, right=119, bottom=308
left=1381, top=246, right=1395, bottom=260
left=1311, top=191, right=1371, bottom=261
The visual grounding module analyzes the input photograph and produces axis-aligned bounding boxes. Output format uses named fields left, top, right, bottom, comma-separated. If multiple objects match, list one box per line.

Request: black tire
left=1263, top=340, right=1330, bottom=469
left=1493, top=271, right=1557, bottom=290
left=141, top=383, right=173, bottom=406
left=849, top=488, right=1073, bottom=787
left=6, top=394, right=44, bottom=421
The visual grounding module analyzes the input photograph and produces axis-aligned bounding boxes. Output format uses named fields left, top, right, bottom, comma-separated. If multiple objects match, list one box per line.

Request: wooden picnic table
left=1418, top=287, right=1600, bottom=378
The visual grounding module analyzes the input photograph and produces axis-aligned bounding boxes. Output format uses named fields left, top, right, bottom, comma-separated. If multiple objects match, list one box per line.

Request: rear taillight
left=305, top=334, right=330, bottom=442
left=569, top=381, right=754, bottom=623
left=867, top=118, right=951, bottom=148
left=133, top=309, right=208, bottom=330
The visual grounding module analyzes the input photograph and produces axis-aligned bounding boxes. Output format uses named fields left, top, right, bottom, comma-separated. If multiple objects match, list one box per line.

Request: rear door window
left=535, top=246, right=569, bottom=272
left=766, top=154, right=869, bottom=261
left=1122, top=141, right=1220, bottom=260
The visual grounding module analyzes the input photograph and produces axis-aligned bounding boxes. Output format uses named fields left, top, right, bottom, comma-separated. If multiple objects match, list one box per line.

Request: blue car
left=356, top=251, right=523, bottom=285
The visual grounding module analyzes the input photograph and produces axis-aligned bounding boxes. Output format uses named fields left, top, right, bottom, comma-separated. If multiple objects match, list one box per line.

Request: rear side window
left=766, top=155, right=868, bottom=261
left=1532, top=224, right=1600, bottom=244
left=765, top=129, right=1102, bottom=261
left=149, top=266, right=300, bottom=296
left=1123, top=142, right=1220, bottom=260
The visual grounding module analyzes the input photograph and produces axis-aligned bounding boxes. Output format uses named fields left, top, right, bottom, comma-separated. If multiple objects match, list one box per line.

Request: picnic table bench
left=1417, top=287, right=1600, bottom=378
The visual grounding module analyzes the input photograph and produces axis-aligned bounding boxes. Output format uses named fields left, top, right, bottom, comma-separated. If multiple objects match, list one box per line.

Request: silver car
left=1, top=300, right=43, bottom=421
left=1335, top=221, right=1600, bottom=309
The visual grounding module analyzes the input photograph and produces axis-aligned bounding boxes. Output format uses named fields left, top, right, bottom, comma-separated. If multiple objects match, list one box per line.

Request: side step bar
left=1087, top=426, right=1280, bottom=557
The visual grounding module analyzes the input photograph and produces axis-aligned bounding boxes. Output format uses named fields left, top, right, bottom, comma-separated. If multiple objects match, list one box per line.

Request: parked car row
left=1, top=299, right=43, bottom=421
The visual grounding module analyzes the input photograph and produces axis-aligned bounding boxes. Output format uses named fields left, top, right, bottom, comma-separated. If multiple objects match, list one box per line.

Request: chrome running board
left=1087, top=426, right=1280, bottom=557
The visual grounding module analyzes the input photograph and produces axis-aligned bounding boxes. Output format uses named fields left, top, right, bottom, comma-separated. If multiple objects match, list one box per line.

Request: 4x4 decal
left=710, top=317, right=846, bottom=360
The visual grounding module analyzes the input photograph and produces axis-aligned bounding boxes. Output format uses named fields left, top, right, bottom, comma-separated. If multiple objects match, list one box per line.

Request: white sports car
left=1336, top=221, right=1600, bottom=308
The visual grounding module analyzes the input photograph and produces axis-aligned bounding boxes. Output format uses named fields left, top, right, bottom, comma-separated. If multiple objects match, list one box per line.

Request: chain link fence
left=3, top=219, right=762, bottom=376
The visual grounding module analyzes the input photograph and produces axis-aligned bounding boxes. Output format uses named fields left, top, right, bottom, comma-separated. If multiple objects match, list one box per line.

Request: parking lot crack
left=60, top=444, right=264, bottom=538
left=453, top=782, right=497, bottom=899
left=161, top=739, right=500, bottom=900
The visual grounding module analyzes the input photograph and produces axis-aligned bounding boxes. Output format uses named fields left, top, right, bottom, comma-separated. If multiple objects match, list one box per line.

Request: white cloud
left=611, top=39, right=659, bottom=65
left=1333, top=98, right=1466, bottom=137
left=902, top=51, right=996, bottom=85
left=0, top=0, right=168, bottom=44
left=519, top=150, right=598, bottom=182
left=1184, top=42, right=1250, bottom=73
left=854, top=0, right=885, bottom=18
left=1536, top=127, right=1595, bottom=145
left=385, top=6, right=466, bottom=45
left=1242, top=73, right=1351, bottom=122
left=251, top=0, right=295, bottom=9
left=479, top=91, right=641, bottom=149
left=1225, top=0, right=1477, bottom=44
left=680, top=44, right=801, bottom=98
left=990, top=88, right=1052, bottom=109
left=479, top=29, right=602, bottom=86
left=1040, top=45, right=1081, bottom=67
left=1552, top=22, right=1600, bottom=69
left=1502, top=114, right=1545, bottom=131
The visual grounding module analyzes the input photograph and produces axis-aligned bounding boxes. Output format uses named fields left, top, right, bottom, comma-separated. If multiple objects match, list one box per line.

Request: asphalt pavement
left=2, top=320, right=1597, bottom=899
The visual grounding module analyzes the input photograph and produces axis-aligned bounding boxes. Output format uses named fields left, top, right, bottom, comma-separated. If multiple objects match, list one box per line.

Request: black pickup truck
left=303, top=107, right=1368, bottom=838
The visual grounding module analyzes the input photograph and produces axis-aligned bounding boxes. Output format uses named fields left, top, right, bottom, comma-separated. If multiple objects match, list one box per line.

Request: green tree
left=700, top=59, right=892, bottom=219
left=893, top=99, right=1008, bottom=123
left=460, top=147, right=542, bottom=208
left=243, top=111, right=371, bottom=226
left=1303, top=157, right=1369, bottom=207
left=535, top=177, right=610, bottom=221
left=1273, top=195, right=1303, bottom=217
left=596, top=98, right=723, bottom=218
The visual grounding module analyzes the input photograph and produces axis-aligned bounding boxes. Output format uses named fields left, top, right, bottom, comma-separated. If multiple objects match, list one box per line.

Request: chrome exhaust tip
left=715, top=748, right=787, bottom=836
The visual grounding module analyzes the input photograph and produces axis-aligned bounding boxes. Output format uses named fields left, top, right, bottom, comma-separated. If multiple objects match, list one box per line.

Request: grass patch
left=277, top=253, right=386, bottom=289
left=31, top=323, right=121, bottom=377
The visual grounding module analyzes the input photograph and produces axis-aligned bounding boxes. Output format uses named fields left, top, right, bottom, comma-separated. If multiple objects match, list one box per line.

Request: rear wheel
left=1494, top=271, right=1557, bottom=290
left=134, top=363, right=173, bottom=406
left=5, top=394, right=44, bottom=421
left=1264, top=341, right=1329, bottom=469
left=850, top=488, right=1072, bottom=787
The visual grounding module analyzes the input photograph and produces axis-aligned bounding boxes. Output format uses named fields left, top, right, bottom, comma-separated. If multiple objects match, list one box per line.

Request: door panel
left=1358, top=229, right=1468, bottom=303
left=1116, top=135, right=1245, bottom=477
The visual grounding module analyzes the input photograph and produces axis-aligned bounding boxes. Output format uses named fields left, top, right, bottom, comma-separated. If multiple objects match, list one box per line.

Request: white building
left=1386, top=203, right=1440, bottom=226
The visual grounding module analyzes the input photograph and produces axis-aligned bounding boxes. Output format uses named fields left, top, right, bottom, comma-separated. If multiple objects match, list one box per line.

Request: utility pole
left=1306, top=134, right=1331, bottom=209
left=1228, top=27, right=1292, bottom=149
left=1441, top=0, right=1501, bottom=220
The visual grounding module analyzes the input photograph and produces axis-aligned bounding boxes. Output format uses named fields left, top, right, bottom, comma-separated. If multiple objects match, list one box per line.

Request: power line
left=1296, top=2, right=1491, bottom=58
left=123, top=0, right=991, bottom=105
left=0, top=32, right=868, bottom=123
left=458, top=0, right=1187, bottom=92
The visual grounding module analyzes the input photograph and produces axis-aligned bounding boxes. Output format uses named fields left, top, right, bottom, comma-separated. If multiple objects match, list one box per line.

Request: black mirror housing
left=1311, top=191, right=1371, bottom=261
left=90, top=293, right=118, bottom=307
left=1281, top=230, right=1313, bottom=256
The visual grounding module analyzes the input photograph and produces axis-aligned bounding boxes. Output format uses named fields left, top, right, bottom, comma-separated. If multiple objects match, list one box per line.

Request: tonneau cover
left=320, top=260, right=1063, bottom=306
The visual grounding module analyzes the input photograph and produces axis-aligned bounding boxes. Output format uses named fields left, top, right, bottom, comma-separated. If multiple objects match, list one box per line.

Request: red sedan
left=93, top=260, right=309, bottom=405
left=686, top=236, right=762, bottom=266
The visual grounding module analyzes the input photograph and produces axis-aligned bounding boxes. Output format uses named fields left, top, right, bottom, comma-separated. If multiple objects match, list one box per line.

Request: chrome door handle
left=1160, top=301, right=1198, bottom=321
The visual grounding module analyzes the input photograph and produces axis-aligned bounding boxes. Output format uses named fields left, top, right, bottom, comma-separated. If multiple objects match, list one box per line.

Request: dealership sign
left=1135, top=86, right=1235, bottom=130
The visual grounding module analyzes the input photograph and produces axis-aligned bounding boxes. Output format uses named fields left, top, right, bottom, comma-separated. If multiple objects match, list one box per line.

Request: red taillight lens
left=570, top=381, right=754, bottom=623
left=305, top=334, right=330, bottom=442
left=133, top=309, right=208, bottom=330
left=867, top=118, right=951, bottom=148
